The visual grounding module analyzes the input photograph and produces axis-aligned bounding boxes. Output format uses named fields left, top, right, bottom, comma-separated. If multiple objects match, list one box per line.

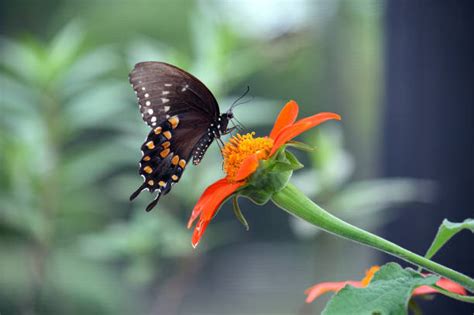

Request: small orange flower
left=187, top=100, right=341, bottom=247
left=305, top=265, right=467, bottom=303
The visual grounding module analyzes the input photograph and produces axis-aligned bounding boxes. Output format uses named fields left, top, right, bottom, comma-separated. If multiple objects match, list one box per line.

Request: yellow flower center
left=222, top=132, right=274, bottom=181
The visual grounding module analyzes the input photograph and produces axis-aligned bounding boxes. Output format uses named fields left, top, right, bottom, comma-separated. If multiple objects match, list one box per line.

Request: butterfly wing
left=129, top=62, right=220, bottom=127
left=129, top=62, right=220, bottom=211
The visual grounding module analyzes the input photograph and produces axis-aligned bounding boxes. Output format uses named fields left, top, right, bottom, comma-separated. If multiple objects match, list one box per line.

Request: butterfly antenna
left=229, top=86, right=251, bottom=112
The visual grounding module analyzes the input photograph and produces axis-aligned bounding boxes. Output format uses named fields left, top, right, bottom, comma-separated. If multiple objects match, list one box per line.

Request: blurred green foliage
left=0, top=1, right=433, bottom=315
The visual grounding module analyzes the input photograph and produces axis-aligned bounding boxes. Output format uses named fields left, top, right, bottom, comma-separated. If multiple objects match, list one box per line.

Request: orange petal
left=201, top=181, right=243, bottom=221
left=269, top=100, right=299, bottom=140
left=191, top=218, right=210, bottom=248
left=270, top=112, right=341, bottom=156
left=189, top=180, right=244, bottom=247
left=187, top=178, right=229, bottom=228
left=360, top=266, right=380, bottom=286
left=234, top=154, right=259, bottom=182
left=413, top=278, right=467, bottom=296
left=305, top=281, right=362, bottom=303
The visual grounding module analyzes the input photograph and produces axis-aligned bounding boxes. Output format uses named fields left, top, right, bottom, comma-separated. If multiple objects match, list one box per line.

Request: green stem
left=432, top=285, right=474, bottom=303
left=271, top=183, right=474, bottom=293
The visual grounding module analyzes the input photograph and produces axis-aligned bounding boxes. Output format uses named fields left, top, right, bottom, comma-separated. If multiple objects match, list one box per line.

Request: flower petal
left=269, top=100, right=299, bottom=140
left=191, top=218, right=210, bottom=248
left=234, top=154, right=259, bottom=182
left=201, top=181, right=243, bottom=221
left=189, top=179, right=243, bottom=247
left=270, top=112, right=341, bottom=156
left=187, top=178, right=229, bottom=229
left=413, top=278, right=467, bottom=296
left=360, top=266, right=380, bottom=286
left=305, top=281, right=362, bottom=303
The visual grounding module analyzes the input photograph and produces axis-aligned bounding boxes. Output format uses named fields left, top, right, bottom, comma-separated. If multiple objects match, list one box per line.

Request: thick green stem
left=271, top=183, right=474, bottom=293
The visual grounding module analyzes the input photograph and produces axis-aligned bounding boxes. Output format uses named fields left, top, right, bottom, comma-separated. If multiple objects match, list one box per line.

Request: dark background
left=383, top=1, right=473, bottom=313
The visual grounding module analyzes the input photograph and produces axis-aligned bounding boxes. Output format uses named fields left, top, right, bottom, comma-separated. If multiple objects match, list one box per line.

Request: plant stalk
left=271, top=183, right=474, bottom=293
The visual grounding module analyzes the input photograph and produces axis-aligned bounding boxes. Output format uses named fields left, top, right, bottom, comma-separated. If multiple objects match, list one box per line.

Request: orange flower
left=305, top=265, right=467, bottom=303
left=187, top=100, right=341, bottom=247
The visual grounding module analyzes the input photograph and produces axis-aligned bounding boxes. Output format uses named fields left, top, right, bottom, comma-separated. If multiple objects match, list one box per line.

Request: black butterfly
left=129, top=62, right=235, bottom=211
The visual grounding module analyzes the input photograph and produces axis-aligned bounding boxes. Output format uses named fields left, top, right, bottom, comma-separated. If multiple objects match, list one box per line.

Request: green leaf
left=323, top=263, right=439, bottom=315
left=424, top=219, right=474, bottom=260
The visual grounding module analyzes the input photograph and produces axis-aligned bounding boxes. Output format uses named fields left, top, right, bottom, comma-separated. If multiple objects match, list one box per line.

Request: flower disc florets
left=222, top=132, right=274, bottom=182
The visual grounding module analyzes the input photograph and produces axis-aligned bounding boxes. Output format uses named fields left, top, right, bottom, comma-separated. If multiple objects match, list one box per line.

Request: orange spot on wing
left=163, top=131, right=172, bottom=139
left=160, top=148, right=170, bottom=158
left=146, top=141, right=155, bottom=149
left=168, top=116, right=179, bottom=129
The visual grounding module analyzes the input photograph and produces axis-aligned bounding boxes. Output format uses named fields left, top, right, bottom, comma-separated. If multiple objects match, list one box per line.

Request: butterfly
left=129, top=62, right=236, bottom=211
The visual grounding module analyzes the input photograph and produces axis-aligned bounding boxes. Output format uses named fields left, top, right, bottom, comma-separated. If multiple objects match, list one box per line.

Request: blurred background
left=0, top=1, right=472, bottom=314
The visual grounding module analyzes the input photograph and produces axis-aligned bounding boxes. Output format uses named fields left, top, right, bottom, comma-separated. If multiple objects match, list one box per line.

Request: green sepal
left=268, top=148, right=304, bottom=172
left=238, top=147, right=297, bottom=205
left=232, top=195, right=249, bottom=231
left=284, top=150, right=304, bottom=170
left=286, top=140, right=315, bottom=152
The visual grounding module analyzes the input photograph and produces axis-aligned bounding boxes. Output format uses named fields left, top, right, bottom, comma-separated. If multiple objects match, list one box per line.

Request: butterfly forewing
left=129, top=62, right=223, bottom=211
left=129, top=62, right=220, bottom=127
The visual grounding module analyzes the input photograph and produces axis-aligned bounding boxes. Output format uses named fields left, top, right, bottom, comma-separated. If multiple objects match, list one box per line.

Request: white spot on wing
left=141, top=87, right=146, bottom=91
left=151, top=116, right=157, bottom=122
left=164, top=83, right=172, bottom=87
left=148, top=109, right=154, bottom=115
left=164, top=106, right=170, bottom=112
left=146, top=101, right=151, bottom=106
left=161, top=98, right=169, bottom=104
left=144, top=93, right=149, bottom=98
left=162, top=91, right=169, bottom=95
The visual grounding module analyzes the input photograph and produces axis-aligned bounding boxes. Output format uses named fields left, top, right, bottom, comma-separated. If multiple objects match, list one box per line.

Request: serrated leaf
left=424, top=218, right=474, bottom=260
left=323, top=263, right=439, bottom=315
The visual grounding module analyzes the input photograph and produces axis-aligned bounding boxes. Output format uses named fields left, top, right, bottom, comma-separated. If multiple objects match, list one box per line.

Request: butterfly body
left=129, top=62, right=233, bottom=211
